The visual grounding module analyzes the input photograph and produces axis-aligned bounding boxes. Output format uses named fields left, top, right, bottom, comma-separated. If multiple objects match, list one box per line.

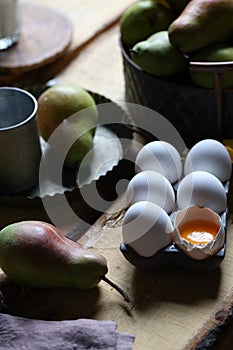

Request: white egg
left=122, top=201, right=174, bottom=257
left=184, top=139, right=232, bottom=182
left=177, top=171, right=227, bottom=214
left=135, top=141, right=182, bottom=184
left=174, top=206, right=225, bottom=260
left=126, top=171, right=175, bottom=213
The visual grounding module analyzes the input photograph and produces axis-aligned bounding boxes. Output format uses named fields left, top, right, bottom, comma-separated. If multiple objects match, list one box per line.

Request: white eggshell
left=174, top=206, right=225, bottom=260
left=177, top=171, right=227, bottom=213
left=126, top=171, right=175, bottom=213
left=135, top=141, right=182, bottom=184
left=184, top=139, right=232, bottom=182
left=122, top=201, right=174, bottom=257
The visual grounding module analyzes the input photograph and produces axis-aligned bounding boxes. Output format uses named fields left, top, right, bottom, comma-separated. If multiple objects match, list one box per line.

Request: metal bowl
left=120, top=38, right=233, bottom=148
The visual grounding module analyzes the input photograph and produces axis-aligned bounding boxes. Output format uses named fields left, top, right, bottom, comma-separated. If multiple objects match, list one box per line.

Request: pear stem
left=101, top=276, right=130, bottom=303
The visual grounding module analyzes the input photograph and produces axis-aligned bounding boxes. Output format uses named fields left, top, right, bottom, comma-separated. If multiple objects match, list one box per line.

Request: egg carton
left=120, top=180, right=230, bottom=272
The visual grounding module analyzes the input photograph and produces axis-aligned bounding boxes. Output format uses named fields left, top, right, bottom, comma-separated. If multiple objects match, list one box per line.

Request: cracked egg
left=174, top=206, right=225, bottom=260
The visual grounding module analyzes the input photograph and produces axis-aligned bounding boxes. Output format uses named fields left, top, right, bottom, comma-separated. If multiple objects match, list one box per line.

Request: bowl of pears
left=119, top=0, right=233, bottom=147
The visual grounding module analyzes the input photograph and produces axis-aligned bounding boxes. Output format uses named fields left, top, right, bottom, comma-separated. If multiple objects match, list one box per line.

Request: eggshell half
left=174, top=206, right=225, bottom=260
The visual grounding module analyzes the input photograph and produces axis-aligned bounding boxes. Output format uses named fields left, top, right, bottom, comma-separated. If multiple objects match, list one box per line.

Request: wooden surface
left=0, top=0, right=135, bottom=90
left=1, top=1, right=233, bottom=349
left=0, top=4, right=72, bottom=73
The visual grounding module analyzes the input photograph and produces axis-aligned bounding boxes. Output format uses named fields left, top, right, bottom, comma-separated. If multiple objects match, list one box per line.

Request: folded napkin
left=0, top=313, right=135, bottom=350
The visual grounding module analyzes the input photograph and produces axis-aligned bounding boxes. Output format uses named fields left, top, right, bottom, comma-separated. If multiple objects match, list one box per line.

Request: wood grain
left=0, top=0, right=136, bottom=86
left=0, top=3, right=72, bottom=72
left=1, top=196, right=233, bottom=350
left=27, top=0, right=135, bottom=51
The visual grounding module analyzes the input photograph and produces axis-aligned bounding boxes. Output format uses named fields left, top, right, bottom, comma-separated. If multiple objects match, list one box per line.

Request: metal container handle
left=189, top=61, right=233, bottom=140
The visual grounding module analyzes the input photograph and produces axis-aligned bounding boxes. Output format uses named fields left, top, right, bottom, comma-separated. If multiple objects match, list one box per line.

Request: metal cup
left=0, top=0, right=19, bottom=50
left=0, top=87, right=42, bottom=194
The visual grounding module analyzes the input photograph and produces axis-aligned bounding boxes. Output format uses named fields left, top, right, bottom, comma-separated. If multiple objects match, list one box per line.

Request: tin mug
left=0, top=87, right=42, bottom=194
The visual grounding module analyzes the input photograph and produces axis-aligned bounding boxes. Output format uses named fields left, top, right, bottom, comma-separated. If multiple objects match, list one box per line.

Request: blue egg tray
left=120, top=181, right=230, bottom=272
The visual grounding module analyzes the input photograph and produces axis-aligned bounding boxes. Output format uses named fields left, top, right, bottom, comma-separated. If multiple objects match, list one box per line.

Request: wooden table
left=1, top=1, right=233, bottom=349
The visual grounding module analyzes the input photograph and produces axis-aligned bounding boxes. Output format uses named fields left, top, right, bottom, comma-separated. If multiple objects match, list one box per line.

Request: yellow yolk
left=179, top=221, right=219, bottom=245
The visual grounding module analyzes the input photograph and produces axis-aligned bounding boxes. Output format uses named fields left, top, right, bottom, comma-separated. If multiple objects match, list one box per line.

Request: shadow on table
left=130, top=265, right=221, bottom=309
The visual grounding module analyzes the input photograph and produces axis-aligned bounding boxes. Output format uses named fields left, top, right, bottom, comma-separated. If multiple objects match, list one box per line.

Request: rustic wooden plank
left=78, top=205, right=233, bottom=350
left=1, top=195, right=233, bottom=349
left=182, top=286, right=233, bottom=350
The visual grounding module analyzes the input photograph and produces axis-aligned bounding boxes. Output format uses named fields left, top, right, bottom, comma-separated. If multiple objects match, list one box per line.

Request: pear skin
left=53, top=118, right=94, bottom=168
left=120, top=0, right=175, bottom=48
left=0, top=221, right=108, bottom=289
left=168, top=0, right=233, bottom=53
left=37, top=85, right=98, bottom=168
left=37, top=85, right=98, bottom=141
left=130, top=31, right=188, bottom=77
left=65, top=127, right=94, bottom=168
left=190, top=43, right=233, bottom=88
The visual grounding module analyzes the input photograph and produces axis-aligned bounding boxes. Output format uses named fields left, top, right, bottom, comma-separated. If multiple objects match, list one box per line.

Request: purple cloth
left=0, top=313, right=135, bottom=350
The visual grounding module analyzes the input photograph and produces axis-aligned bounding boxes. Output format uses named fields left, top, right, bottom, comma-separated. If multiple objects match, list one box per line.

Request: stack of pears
left=120, top=0, right=233, bottom=88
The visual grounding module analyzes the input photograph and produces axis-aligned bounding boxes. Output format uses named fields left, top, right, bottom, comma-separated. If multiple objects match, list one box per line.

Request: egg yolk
left=179, top=221, right=219, bottom=245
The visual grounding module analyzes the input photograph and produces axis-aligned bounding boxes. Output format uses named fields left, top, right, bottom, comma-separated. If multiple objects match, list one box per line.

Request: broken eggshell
left=173, top=206, right=225, bottom=260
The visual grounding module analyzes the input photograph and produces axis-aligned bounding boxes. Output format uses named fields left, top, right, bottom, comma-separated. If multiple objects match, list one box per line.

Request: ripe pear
left=37, top=85, right=98, bottom=168
left=130, top=31, right=188, bottom=77
left=190, top=43, right=233, bottom=89
left=168, top=0, right=233, bottom=53
left=120, top=0, right=175, bottom=48
left=0, top=221, right=107, bottom=289
left=0, top=221, right=130, bottom=302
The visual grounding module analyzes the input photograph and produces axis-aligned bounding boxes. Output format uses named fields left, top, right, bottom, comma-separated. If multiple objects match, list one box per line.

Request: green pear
left=64, top=125, right=94, bottom=168
left=56, top=118, right=94, bottom=168
left=37, top=85, right=98, bottom=168
left=38, top=85, right=98, bottom=141
left=120, top=0, right=175, bottom=48
left=130, top=31, right=188, bottom=77
left=190, top=43, right=233, bottom=89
